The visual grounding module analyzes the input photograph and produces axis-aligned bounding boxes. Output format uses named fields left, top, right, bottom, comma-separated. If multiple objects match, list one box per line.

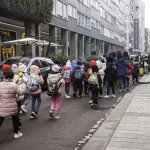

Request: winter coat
left=85, top=61, right=96, bottom=79
left=72, top=65, right=85, bottom=83
left=96, top=60, right=102, bottom=70
left=87, top=51, right=99, bottom=62
left=116, top=58, right=128, bottom=77
left=47, top=73, right=65, bottom=94
left=132, top=64, right=139, bottom=77
left=0, top=79, right=26, bottom=117
left=29, top=65, right=44, bottom=94
left=71, top=60, right=77, bottom=70
left=61, top=65, right=72, bottom=83
left=104, top=62, right=116, bottom=82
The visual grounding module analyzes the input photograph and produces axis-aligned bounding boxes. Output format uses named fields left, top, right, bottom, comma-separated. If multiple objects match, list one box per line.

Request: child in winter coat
left=62, top=61, right=72, bottom=99
left=28, top=65, right=44, bottom=119
left=132, top=61, right=139, bottom=84
left=72, top=61, right=85, bottom=98
left=47, top=64, right=65, bottom=119
left=0, top=68, right=26, bottom=139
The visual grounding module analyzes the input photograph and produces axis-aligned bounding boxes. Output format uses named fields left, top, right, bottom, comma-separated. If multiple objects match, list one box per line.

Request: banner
left=134, top=19, right=139, bottom=49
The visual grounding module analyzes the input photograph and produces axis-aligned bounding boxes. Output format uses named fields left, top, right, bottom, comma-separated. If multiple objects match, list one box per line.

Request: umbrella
left=2, top=38, right=38, bottom=45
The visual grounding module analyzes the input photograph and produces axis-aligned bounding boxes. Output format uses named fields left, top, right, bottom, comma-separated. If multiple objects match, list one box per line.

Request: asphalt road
left=0, top=86, right=135, bottom=150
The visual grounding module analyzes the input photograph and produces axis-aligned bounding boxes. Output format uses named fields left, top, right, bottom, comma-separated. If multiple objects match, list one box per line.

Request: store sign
left=0, top=30, right=11, bottom=36
left=134, top=19, right=139, bottom=49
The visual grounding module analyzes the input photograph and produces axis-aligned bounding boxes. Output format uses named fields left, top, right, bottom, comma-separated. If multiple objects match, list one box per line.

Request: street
left=0, top=86, right=136, bottom=150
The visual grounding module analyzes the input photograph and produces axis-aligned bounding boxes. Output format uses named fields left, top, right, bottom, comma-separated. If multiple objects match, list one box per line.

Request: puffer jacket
left=29, top=65, right=44, bottom=94
left=0, top=79, right=26, bottom=117
left=61, top=65, right=72, bottom=83
left=47, top=73, right=65, bottom=93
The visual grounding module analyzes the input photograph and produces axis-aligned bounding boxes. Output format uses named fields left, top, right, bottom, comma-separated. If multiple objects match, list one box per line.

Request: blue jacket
left=116, top=58, right=128, bottom=77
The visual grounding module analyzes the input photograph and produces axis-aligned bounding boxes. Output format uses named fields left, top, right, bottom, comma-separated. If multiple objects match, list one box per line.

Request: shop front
left=0, top=29, right=16, bottom=61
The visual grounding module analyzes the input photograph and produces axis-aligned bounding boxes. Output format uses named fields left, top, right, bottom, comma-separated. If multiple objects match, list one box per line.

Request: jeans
left=73, top=82, right=83, bottom=97
left=107, top=81, right=115, bottom=95
left=119, top=76, right=126, bottom=90
left=65, top=83, right=70, bottom=95
left=89, top=85, right=99, bottom=105
left=17, top=101, right=22, bottom=125
left=22, top=93, right=30, bottom=106
left=0, top=115, right=19, bottom=134
left=84, top=80, right=88, bottom=94
left=31, top=95, right=41, bottom=113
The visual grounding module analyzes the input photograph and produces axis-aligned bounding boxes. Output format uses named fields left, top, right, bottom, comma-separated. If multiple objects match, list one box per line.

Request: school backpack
left=27, top=75, right=39, bottom=92
left=88, top=72, right=99, bottom=87
left=74, top=69, right=82, bottom=80
left=47, top=77, right=62, bottom=96
left=63, top=69, right=71, bottom=79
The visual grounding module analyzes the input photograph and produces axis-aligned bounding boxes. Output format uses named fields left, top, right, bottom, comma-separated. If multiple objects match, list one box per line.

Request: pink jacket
left=61, top=66, right=72, bottom=83
left=0, top=79, right=26, bottom=117
left=29, top=65, right=44, bottom=94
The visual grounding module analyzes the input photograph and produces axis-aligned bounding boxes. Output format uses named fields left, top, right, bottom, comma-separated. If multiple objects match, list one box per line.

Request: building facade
left=125, top=0, right=134, bottom=54
left=0, top=0, right=126, bottom=61
left=133, top=0, right=145, bottom=55
left=145, top=28, right=150, bottom=54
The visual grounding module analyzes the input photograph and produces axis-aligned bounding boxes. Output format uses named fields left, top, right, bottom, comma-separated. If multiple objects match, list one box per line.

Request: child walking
left=27, top=65, right=44, bottom=119
left=47, top=64, right=65, bottom=119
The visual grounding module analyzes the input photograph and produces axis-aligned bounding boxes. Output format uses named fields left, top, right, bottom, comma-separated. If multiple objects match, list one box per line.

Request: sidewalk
left=82, top=75, right=150, bottom=150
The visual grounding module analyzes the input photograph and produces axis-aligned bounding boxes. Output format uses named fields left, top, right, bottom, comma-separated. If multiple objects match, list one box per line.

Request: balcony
left=0, top=0, right=44, bottom=23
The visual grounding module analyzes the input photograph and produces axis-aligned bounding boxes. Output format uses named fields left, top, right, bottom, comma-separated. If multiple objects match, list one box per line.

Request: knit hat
left=2, top=64, right=11, bottom=71
left=12, top=64, right=18, bottom=74
left=52, top=64, right=60, bottom=73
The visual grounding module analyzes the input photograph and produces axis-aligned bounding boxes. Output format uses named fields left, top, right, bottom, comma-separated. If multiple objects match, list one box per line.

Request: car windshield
left=0, top=57, right=31, bottom=67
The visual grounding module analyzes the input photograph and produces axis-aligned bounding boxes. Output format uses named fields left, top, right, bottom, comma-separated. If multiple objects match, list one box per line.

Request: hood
left=118, top=58, right=125, bottom=63
left=30, top=65, right=40, bottom=75
left=91, top=50, right=96, bottom=55
left=71, top=60, right=77, bottom=70
left=52, top=64, right=60, bottom=73
left=90, top=61, right=96, bottom=68
left=12, top=64, right=18, bottom=74
left=66, top=60, right=71, bottom=67
left=18, top=62, right=27, bottom=72
left=96, top=60, right=102, bottom=69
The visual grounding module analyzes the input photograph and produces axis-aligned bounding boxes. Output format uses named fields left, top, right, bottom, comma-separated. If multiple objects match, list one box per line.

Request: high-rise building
left=145, top=28, right=150, bottom=54
left=125, top=0, right=134, bottom=54
left=133, top=0, right=145, bottom=55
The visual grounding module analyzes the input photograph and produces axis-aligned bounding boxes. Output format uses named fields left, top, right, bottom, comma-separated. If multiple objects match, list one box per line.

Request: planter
left=0, top=0, right=44, bottom=23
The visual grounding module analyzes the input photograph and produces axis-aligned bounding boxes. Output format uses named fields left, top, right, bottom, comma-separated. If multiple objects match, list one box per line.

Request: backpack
left=47, top=77, right=62, bottom=96
left=63, top=69, right=71, bottom=79
left=88, top=73, right=99, bottom=87
left=74, top=69, right=82, bottom=81
left=27, top=75, right=39, bottom=92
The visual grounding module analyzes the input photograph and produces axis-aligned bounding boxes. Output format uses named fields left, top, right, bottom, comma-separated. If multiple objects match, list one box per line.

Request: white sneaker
left=14, top=132, right=23, bottom=139
left=99, top=95, right=103, bottom=98
left=66, top=95, right=71, bottom=99
left=30, top=116, right=34, bottom=119
left=49, top=110, right=54, bottom=118
left=112, top=94, right=116, bottom=98
left=55, top=115, right=60, bottom=119
left=31, top=112, right=38, bottom=118
left=89, top=100, right=93, bottom=104
left=21, top=105, right=27, bottom=113
left=104, top=95, right=110, bottom=99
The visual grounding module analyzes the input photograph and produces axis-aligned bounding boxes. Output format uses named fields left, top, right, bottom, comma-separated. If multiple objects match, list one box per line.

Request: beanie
left=2, top=64, right=11, bottom=71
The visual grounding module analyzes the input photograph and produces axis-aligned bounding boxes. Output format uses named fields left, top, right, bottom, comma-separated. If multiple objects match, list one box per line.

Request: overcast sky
left=145, top=0, right=150, bottom=29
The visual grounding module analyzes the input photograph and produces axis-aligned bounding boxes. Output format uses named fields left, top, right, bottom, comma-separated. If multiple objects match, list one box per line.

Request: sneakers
left=30, top=112, right=38, bottom=119
left=66, top=95, right=71, bottom=99
left=89, top=100, right=93, bottom=104
left=21, top=105, right=27, bottom=113
left=104, top=95, right=110, bottom=99
left=55, top=115, right=60, bottom=119
left=124, top=89, right=127, bottom=92
left=112, top=94, right=116, bottom=98
left=49, top=110, right=54, bottom=119
left=99, top=95, right=103, bottom=98
left=14, top=132, right=23, bottom=139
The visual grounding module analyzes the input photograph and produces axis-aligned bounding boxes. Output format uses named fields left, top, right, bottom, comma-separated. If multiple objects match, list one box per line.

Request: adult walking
left=87, top=51, right=99, bottom=62
left=116, top=54, right=128, bottom=92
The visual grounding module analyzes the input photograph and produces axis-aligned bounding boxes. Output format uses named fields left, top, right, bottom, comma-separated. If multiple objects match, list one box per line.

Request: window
left=96, top=1, right=100, bottom=11
left=73, top=7, right=76, bottom=18
left=57, top=0, right=63, bottom=16
left=68, top=5, right=76, bottom=18
left=63, top=4, right=67, bottom=19
left=40, top=60, right=49, bottom=68
left=52, top=0, right=56, bottom=15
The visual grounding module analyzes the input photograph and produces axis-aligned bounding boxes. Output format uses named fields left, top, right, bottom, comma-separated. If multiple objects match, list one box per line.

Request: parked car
left=0, top=56, right=54, bottom=89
